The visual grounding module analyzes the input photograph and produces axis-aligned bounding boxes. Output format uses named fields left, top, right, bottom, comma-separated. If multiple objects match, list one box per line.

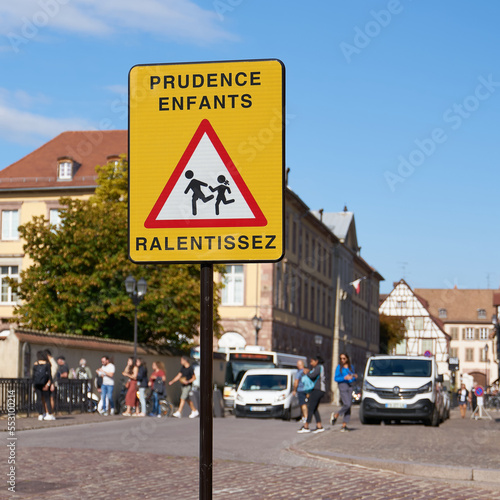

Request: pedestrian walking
left=457, top=383, right=469, bottom=419
left=292, top=359, right=308, bottom=424
left=121, top=357, right=138, bottom=416
left=331, top=353, right=358, bottom=432
left=297, top=355, right=325, bottom=434
left=32, top=351, right=56, bottom=421
left=169, top=356, right=198, bottom=418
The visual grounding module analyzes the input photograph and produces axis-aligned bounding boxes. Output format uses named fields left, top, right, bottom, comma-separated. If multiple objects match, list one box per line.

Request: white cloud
left=0, top=92, right=92, bottom=146
left=0, top=0, right=236, bottom=47
left=105, top=85, right=127, bottom=95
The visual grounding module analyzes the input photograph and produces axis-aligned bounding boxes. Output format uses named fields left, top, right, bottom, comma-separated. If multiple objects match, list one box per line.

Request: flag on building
left=350, top=277, right=366, bottom=294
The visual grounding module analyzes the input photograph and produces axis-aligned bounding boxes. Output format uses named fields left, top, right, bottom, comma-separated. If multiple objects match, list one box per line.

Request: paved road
left=2, top=404, right=500, bottom=499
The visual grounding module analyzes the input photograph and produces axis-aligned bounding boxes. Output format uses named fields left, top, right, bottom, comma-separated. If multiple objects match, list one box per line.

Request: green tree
left=379, top=314, right=406, bottom=354
left=14, top=158, right=222, bottom=350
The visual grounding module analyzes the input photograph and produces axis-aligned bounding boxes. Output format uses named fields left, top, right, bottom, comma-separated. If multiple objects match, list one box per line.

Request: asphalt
left=4, top=403, right=500, bottom=485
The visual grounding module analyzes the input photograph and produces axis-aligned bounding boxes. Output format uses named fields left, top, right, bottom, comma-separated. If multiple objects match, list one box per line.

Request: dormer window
left=58, top=157, right=73, bottom=180
left=477, top=309, right=487, bottom=319
left=438, top=308, right=447, bottom=319
left=107, top=155, right=120, bottom=166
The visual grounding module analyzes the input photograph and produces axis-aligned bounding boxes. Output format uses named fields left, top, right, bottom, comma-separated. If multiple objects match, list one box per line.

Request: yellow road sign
left=128, top=59, right=285, bottom=263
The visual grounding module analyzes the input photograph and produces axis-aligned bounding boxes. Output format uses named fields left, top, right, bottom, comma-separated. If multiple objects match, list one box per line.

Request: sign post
left=129, top=59, right=285, bottom=499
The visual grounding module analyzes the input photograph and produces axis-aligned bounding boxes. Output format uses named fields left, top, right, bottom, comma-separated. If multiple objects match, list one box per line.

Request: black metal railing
left=0, top=378, right=94, bottom=416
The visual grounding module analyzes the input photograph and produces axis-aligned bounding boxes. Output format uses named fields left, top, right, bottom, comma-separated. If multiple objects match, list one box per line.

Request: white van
left=360, top=355, right=444, bottom=426
left=233, top=368, right=301, bottom=420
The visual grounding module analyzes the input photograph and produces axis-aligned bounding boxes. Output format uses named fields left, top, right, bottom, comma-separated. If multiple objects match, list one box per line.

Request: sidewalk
left=293, top=404, right=500, bottom=483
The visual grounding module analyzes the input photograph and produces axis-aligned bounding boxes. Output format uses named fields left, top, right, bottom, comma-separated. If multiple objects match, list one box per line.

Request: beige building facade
left=415, top=287, right=498, bottom=388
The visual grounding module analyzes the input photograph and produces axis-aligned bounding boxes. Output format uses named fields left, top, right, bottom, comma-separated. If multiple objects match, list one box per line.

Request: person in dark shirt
left=169, top=356, right=198, bottom=418
left=56, top=356, right=69, bottom=381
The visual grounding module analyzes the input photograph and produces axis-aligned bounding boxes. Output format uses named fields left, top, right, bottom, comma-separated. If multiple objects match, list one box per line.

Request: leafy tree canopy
left=379, top=313, right=406, bottom=354
left=14, top=158, right=223, bottom=351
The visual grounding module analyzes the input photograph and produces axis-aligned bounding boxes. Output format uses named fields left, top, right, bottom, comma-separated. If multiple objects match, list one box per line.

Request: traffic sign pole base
left=471, top=404, right=492, bottom=420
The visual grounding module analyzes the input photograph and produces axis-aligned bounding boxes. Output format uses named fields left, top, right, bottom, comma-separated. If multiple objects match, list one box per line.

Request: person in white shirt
left=96, top=356, right=115, bottom=416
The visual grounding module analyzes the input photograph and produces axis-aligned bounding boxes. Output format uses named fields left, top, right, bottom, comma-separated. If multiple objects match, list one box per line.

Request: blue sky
left=1, top=0, right=499, bottom=294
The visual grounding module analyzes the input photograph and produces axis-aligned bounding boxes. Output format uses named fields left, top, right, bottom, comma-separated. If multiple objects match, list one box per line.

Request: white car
left=234, top=368, right=301, bottom=420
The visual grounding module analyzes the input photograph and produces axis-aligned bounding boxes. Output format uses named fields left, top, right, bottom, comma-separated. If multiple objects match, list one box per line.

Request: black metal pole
left=200, top=263, right=213, bottom=500
left=133, top=304, right=138, bottom=361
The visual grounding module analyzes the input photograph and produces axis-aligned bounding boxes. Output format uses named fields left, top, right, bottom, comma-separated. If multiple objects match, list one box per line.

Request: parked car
left=359, top=355, right=444, bottom=426
left=439, top=386, right=451, bottom=421
left=233, top=368, right=301, bottom=420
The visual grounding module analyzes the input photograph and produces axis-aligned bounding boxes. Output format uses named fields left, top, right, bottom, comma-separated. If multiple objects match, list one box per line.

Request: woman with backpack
left=32, top=351, right=56, bottom=421
left=298, top=354, right=326, bottom=434
left=331, top=353, right=358, bottom=432
left=149, top=361, right=166, bottom=417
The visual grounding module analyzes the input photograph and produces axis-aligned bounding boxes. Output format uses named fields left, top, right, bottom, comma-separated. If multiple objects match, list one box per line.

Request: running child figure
left=209, top=175, right=235, bottom=216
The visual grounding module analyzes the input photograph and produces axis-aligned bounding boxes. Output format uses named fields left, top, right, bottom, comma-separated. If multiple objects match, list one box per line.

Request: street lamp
left=484, top=343, right=489, bottom=388
left=125, top=275, right=148, bottom=361
left=252, top=315, right=263, bottom=346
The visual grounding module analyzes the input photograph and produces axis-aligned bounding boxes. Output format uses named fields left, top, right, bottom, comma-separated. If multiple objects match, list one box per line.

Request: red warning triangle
left=145, top=119, right=267, bottom=229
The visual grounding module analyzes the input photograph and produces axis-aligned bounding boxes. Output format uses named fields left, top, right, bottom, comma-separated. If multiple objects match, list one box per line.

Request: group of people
left=293, top=352, right=357, bottom=433
left=119, top=357, right=169, bottom=417
left=96, top=354, right=199, bottom=418
left=32, top=350, right=90, bottom=421
left=32, top=352, right=200, bottom=420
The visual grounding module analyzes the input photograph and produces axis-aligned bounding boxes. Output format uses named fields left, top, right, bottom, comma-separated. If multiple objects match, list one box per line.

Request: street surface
left=3, top=405, right=500, bottom=499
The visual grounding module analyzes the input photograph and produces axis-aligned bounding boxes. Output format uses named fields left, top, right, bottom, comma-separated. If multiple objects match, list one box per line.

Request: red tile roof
left=414, top=288, right=496, bottom=324
left=11, top=328, right=172, bottom=355
left=0, top=130, right=127, bottom=191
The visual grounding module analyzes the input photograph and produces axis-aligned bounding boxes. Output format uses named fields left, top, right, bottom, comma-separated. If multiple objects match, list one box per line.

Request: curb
left=291, top=446, right=500, bottom=484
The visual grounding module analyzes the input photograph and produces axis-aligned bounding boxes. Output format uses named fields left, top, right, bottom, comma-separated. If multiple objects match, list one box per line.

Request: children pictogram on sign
left=145, top=119, right=267, bottom=229
left=184, top=170, right=214, bottom=216
left=209, top=175, right=235, bottom=216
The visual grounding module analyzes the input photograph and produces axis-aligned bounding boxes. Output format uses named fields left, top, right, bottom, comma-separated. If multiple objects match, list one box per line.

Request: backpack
left=153, top=376, right=166, bottom=395
left=301, top=365, right=323, bottom=393
left=76, top=366, right=90, bottom=379
left=33, top=363, right=50, bottom=386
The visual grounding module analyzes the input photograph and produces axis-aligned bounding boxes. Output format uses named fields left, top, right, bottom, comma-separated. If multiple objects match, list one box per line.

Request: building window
left=480, top=347, right=489, bottom=362
left=395, top=339, right=406, bottom=355
left=396, top=300, right=406, bottom=309
left=414, top=317, right=424, bottom=331
left=463, top=327, right=475, bottom=340
left=479, top=327, right=489, bottom=340
left=58, top=160, right=73, bottom=180
left=1, top=210, right=19, bottom=240
left=0, top=266, right=19, bottom=303
left=477, top=309, right=487, bottom=320
left=450, top=348, right=458, bottom=358
left=465, top=348, right=474, bottom=362
left=49, top=209, right=62, bottom=229
left=438, top=308, right=447, bottom=319
left=221, top=265, right=244, bottom=305
left=450, top=327, right=458, bottom=340
left=421, top=339, right=433, bottom=355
